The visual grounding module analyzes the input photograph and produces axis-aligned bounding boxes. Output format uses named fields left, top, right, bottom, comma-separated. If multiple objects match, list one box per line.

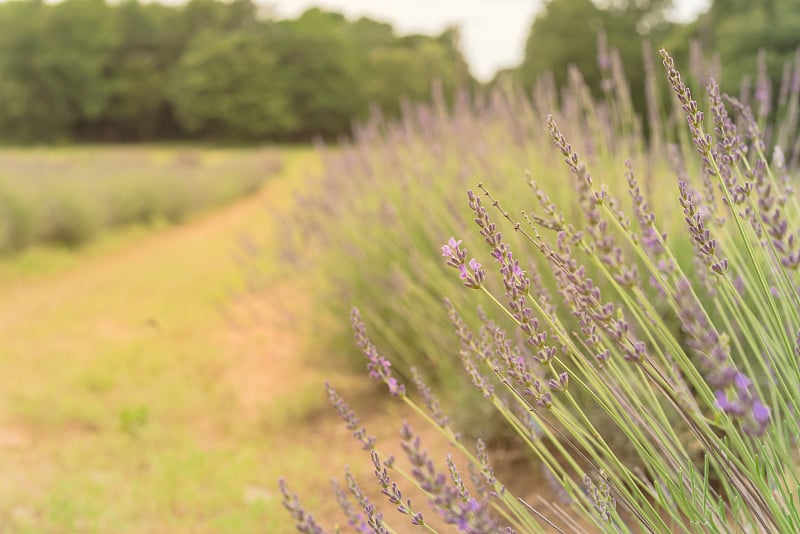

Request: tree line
left=0, top=0, right=471, bottom=143
left=0, top=0, right=796, bottom=144
left=513, top=0, right=800, bottom=126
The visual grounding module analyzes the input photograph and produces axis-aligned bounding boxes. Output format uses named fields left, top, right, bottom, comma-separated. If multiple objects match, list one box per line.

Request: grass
left=0, top=147, right=383, bottom=533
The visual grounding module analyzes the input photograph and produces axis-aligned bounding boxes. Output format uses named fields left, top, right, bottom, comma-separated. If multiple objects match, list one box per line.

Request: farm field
left=0, top=147, right=405, bottom=533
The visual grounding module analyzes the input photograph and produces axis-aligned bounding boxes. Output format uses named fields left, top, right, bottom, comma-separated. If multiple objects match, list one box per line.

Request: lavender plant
left=282, top=39, right=800, bottom=447
left=280, top=49, right=800, bottom=532
left=283, top=48, right=683, bottom=440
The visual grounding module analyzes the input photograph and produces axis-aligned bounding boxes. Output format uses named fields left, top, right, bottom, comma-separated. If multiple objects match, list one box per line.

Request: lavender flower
left=715, top=372, right=771, bottom=437
left=678, top=180, right=728, bottom=275
left=661, top=49, right=714, bottom=163
left=325, top=382, right=376, bottom=451
left=332, top=480, right=370, bottom=533
left=626, top=160, right=666, bottom=258
left=468, top=187, right=570, bottom=391
left=442, top=236, right=486, bottom=289
left=707, top=78, right=746, bottom=198
left=583, top=472, right=616, bottom=522
left=279, top=479, right=328, bottom=534
left=371, top=450, right=425, bottom=526
left=351, top=308, right=406, bottom=396
left=400, top=424, right=499, bottom=532
left=676, top=279, right=770, bottom=436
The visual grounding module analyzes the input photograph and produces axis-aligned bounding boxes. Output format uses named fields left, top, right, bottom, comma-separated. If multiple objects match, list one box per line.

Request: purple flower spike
left=386, top=377, right=401, bottom=396
left=715, top=390, right=732, bottom=410
left=715, top=390, right=745, bottom=417
left=467, top=498, right=480, bottom=512
left=442, top=237, right=462, bottom=259
left=441, top=236, right=485, bottom=289
left=752, top=401, right=770, bottom=425
left=734, top=372, right=751, bottom=392
left=743, top=399, right=771, bottom=437
left=351, top=308, right=406, bottom=397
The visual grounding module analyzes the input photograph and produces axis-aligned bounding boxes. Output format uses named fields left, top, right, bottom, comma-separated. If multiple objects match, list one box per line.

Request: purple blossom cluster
left=445, top=296, right=554, bottom=408
left=661, top=49, right=714, bottom=164
left=464, top=189, right=568, bottom=397
left=625, top=160, right=666, bottom=258
left=279, top=43, right=800, bottom=534
left=332, top=479, right=370, bottom=533
left=547, top=116, right=639, bottom=287
left=400, top=423, right=499, bottom=532
left=676, top=279, right=770, bottom=436
left=351, top=307, right=405, bottom=396
left=679, top=180, right=729, bottom=275
left=371, top=450, right=425, bottom=526
left=715, top=373, right=771, bottom=437
left=325, top=382, right=376, bottom=451
left=279, top=479, right=328, bottom=534
left=583, top=472, right=616, bottom=523
left=342, top=468, right=389, bottom=534
left=707, top=79, right=745, bottom=198
left=442, top=237, right=486, bottom=289
left=547, top=228, right=645, bottom=362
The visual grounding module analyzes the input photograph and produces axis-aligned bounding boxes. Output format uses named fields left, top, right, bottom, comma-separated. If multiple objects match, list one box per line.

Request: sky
left=273, top=0, right=711, bottom=80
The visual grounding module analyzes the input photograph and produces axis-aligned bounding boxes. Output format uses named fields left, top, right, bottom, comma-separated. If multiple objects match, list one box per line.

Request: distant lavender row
left=0, top=147, right=280, bottom=253
left=281, top=47, right=800, bottom=533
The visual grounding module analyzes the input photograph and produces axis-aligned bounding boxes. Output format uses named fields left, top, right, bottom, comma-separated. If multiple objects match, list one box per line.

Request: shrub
left=280, top=49, right=800, bottom=532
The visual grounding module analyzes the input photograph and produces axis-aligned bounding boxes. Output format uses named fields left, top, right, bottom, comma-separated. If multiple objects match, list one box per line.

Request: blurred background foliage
left=0, top=0, right=472, bottom=143
left=0, top=0, right=795, bottom=144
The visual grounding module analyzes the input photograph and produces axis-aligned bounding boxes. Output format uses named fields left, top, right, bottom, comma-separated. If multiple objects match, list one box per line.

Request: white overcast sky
left=272, top=0, right=711, bottom=80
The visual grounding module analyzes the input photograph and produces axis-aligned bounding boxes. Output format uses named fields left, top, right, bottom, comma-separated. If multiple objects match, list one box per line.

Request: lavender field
left=0, top=0, right=799, bottom=532
left=275, top=45, right=800, bottom=533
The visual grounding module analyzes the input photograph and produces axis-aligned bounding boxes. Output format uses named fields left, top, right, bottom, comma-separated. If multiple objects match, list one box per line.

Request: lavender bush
left=286, top=47, right=674, bottom=431
left=284, top=38, right=800, bottom=442
left=280, top=47, right=800, bottom=532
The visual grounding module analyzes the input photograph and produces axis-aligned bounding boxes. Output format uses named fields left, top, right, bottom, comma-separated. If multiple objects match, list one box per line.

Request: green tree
left=517, top=0, right=672, bottom=106
left=95, top=0, right=182, bottom=140
left=365, top=30, right=472, bottom=117
left=0, top=0, right=476, bottom=143
left=271, top=9, right=368, bottom=138
left=170, top=29, right=295, bottom=140
left=0, top=0, right=119, bottom=141
left=517, top=0, right=605, bottom=92
left=703, top=0, right=800, bottom=91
